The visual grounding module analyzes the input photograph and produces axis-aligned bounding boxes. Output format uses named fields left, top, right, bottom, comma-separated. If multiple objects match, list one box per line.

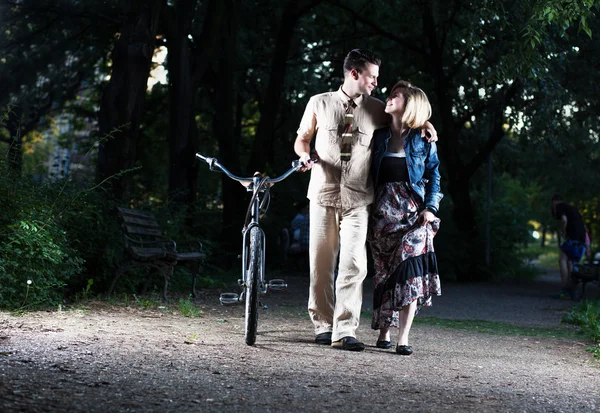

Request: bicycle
left=195, top=153, right=308, bottom=345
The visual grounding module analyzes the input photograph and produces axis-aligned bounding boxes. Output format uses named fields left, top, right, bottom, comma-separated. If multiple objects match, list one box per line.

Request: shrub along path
left=0, top=268, right=599, bottom=412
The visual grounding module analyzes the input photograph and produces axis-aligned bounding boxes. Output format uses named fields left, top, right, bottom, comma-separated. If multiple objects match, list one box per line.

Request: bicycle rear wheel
left=245, top=226, right=262, bottom=345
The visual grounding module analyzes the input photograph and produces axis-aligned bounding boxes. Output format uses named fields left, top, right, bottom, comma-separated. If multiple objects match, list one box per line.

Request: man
left=551, top=194, right=587, bottom=300
left=294, top=49, right=437, bottom=351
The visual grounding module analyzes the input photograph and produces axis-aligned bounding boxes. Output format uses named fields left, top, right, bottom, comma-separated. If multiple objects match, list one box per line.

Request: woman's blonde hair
left=389, top=80, right=432, bottom=129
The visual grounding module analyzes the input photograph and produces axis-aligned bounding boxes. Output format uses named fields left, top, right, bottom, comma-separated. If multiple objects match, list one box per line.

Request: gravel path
left=1, top=268, right=599, bottom=412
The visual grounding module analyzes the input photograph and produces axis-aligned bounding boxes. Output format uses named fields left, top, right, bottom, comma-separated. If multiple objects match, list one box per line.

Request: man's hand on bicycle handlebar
left=298, top=152, right=319, bottom=172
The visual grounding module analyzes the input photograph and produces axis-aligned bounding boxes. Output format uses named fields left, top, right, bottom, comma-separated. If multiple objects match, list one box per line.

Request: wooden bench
left=108, top=207, right=206, bottom=301
left=573, top=251, right=600, bottom=299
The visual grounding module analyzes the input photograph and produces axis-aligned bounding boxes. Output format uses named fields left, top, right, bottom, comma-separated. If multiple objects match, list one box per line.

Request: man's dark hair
left=551, top=193, right=562, bottom=203
left=343, top=49, right=381, bottom=75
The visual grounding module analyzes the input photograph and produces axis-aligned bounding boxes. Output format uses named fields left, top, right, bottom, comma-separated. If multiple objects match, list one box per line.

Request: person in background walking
left=551, top=194, right=587, bottom=300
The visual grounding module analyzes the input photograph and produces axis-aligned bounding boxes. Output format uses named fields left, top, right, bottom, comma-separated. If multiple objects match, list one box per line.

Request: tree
left=96, top=0, right=165, bottom=199
left=246, top=0, right=324, bottom=173
left=0, top=0, right=118, bottom=173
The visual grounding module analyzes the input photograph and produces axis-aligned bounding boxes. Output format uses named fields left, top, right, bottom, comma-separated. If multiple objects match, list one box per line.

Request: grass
left=178, top=297, right=202, bottom=317
left=360, top=311, right=583, bottom=339
left=519, top=244, right=559, bottom=269
left=538, top=250, right=560, bottom=269
left=414, top=316, right=583, bottom=340
left=562, top=299, right=600, bottom=358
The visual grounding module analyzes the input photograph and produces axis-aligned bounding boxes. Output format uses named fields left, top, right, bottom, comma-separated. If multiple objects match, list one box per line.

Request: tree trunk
left=5, top=109, right=23, bottom=174
left=541, top=225, right=547, bottom=248
left=96, top=0, right=164, bottom=200
left=421, top=3, right=478, bottom=236
left=165, top=0, right=199, bottom=208
left=247, top=2, right=300, bottom=173
left=247, top=0, right=323, bottom=173
left=212, top=0, right=245, bottom=250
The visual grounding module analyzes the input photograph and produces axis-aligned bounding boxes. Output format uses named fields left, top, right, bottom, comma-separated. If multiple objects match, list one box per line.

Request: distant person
left=294, top=49, right=438, bottom=352
left=551, top=194, right=587, bottom=300
left=290, top=203, right=309, bottom=254
left=368, top=80, right=443, bottom=356
left=584, top=226, right=592, bottom=261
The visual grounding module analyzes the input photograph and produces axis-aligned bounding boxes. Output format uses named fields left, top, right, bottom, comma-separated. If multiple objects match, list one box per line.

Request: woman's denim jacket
left=370, top=127, right=443, bottom=213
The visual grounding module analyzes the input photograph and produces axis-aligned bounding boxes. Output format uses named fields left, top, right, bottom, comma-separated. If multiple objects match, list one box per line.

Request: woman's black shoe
left=376, top=340, right=392, bottom=349
left=396, top=345, right=413, bottom=355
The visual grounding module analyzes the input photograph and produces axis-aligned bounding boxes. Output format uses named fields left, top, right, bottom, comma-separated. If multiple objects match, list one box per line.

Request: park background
left=1, top=0, right=600, bottom=311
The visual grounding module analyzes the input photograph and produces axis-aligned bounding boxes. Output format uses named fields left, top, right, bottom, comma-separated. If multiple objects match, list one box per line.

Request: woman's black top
left=378, top=153, right=409, bottom=184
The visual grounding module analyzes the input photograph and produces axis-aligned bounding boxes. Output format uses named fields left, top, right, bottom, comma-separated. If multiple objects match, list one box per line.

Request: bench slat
left=121, top=215, right=160, bottom=228
left=118, top=207, right=156, bottom=219
left=124, top=225, right=164, bottom=237
left=176, top=252, right=206, bottom=260
left=127, top=247, right=177, bottom=261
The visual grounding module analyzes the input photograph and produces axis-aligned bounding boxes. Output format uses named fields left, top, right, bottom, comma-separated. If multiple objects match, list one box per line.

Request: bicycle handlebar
left=195, top=153, right=312, bottom=186
left=196, top=153, right=254, bottom=184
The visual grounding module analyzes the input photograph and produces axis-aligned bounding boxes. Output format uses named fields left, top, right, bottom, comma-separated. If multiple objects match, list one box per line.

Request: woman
left=368, top=80, right=443, bottom=355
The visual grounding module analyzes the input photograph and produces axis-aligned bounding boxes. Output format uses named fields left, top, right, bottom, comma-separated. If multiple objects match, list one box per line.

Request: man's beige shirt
left=297, top=87, right=389, bottom=209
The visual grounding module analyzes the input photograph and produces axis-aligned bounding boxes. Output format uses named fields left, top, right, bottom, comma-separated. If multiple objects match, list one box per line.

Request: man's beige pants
left=308, top=202, right=369, bottom=342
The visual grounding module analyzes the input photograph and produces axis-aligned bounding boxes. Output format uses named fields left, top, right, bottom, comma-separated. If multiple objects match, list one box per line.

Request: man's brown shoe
left=315, top=332, right=332, bottom=345
left=331, top=336, right=365, bottom=351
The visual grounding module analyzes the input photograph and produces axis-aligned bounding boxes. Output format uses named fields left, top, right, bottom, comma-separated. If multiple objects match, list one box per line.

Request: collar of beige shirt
left=337, top=87, right=365, bottom=107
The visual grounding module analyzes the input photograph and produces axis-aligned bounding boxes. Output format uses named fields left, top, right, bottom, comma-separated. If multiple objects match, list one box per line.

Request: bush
left=0, top=161, right=87, bottom=309
left=435, top=173, right=539, bottom=282
left=0, top=218, right=84, bottom=309
left=55, top=189, right=123, bottom=294
left=0, top=156, right=122, bottom=309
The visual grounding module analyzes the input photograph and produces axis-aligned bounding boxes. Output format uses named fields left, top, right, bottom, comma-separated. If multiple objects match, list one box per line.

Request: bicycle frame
left=241, top=174, right=268, bottom=297
left=196, top=153, right=302, bottom=297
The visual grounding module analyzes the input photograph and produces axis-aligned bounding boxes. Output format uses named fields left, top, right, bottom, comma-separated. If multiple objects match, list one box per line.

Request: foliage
left=520, top=244, right=560, bottom=269
left=0, top=1, right=119, bottom=147
left=55, top=187, right=123, bottom=294
left=436, top=171, right=542, bottom=281
left=0, top=127, right=125, bottom=309
left=0, top=159, right=85, bottom=309
left=528, top=0, right=597, bottom=41
left=481, top=174, right=536, bottom=278
left=178, top=297, right=202, bottom=318
left=562, top=299, right=600, bottom=358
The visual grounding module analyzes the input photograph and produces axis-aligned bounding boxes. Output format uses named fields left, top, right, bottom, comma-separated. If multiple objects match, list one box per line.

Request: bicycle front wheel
left=245, top=226, right=262, bottom=345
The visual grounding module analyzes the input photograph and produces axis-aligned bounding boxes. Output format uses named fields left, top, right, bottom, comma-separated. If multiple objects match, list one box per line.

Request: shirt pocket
left=323, top=124, right=340, bottom=145
left=356, top=127, right=373, bottom=147
left=410, top=148, right=427, bottom=162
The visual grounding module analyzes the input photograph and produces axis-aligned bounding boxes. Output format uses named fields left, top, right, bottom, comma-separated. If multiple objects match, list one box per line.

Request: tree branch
left=328, top=0, right=427, bottom=57
left=439, top=0, right=462, bottom=52
left=462, top=81, right=521, bottom=180
left=453, top=81, right=517, bottom=131
left=294, top=0, right=325, bottom=17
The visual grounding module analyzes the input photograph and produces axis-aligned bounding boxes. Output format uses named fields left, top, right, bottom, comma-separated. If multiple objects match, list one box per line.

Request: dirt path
left=1, top=269, right=599, bottom=412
